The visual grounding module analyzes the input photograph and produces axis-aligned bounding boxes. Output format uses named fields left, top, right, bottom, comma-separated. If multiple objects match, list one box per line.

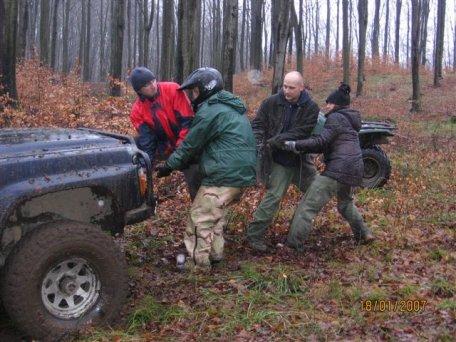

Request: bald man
left=246, top=71, right=320, bottom=252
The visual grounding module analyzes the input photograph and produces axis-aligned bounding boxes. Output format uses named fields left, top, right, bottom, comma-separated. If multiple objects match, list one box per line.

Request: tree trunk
left=433, top=0, right=445, bottom=86
left=126, top=0, right=131, bottom=69
left=406, top=2, right=410, bottom=66
left=62, top=0, right=70, bottom=73
left=342, top=0, right=350, bottom=84
left=142, top=0, right=155, bottom=68
left=291, top=0, right=303, bottom=74
left=40, top=0, right=51, bottom=66
left=100, top=0, right=110, bottom=80
left=79, top=0, right=86, bottom=72
left=269, top=0, right=278, bottom=67
left=336, top=0, right=340, bottom=56
left=271, top=0, right=290, bottom=94
left=109, top=0, right=125, bottom=96
left=419, top=0, right=429, bottom=66
left=357, top=0, right=368, bottom=97
left=314, top=0, right=319, bottom=54
left=17, top=0, right=28, bottom=60
left=156, top=0, right=160, bottom=72
left=1, top=0, right=19, bottom=102
left=371, top=0, right=380, bottom=59
left=160, top=0, right=174, bottom=80
left=394, top=0, right=402, bottom=64
left=325, top=0, right=330, bottom=59
left=176, top=0, right=201, bottom=83
left=221, top=0, right=238, bottom=92
left=211, top=0, right=221, bottom=69
left=383, top=0, right=389, bottom=60
left=239, top=0, right=246, bottom=71
left=250, top=0, right=263, bottom=70
left=50, top=0, right=60, bottom=70
left=83, top=0, right=91, bottom=80
left=453, top=3, right=456, bottom=72
left=410, top=0, right=421, bottom=112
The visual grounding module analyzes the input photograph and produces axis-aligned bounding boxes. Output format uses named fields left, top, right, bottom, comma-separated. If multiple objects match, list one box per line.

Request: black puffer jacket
left=295, top=108, right=364, bottom=186
left=252, top=91, right=320, bottom=185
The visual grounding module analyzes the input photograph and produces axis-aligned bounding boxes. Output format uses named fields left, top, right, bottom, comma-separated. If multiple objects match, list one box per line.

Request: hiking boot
left=355, top=231, right=375, bottom=244
left=247, top=239, right=268, bottom=252
left=361, top=231, right=375, bottom=244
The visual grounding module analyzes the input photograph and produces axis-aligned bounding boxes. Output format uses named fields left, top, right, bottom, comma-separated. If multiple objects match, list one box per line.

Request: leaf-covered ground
left=1, top=59, right=455, bottom=341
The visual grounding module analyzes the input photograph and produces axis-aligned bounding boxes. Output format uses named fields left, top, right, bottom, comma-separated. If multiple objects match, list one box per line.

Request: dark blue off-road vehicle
left=0, top=128, right=155, bottom=340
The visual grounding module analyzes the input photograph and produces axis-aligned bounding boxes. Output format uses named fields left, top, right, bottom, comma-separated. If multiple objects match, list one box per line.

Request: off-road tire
left=361, top=145, right=391, bottom=188
left=0, top=220, right=129, bottom=340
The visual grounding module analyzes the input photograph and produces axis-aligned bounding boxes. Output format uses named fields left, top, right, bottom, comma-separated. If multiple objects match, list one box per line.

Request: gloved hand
left=156, top=163, right=173, bottom=178
left=282, top=141, right=298, bottom=153
left=266, top=137, right=283, bottom=149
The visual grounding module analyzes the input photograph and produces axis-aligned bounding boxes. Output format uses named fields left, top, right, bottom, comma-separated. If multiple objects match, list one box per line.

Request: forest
left=0, top=0, right=455, bottom=341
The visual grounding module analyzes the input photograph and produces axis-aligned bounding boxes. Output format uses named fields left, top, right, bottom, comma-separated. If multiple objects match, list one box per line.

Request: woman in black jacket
left=278, top=83, right=375, bottom=251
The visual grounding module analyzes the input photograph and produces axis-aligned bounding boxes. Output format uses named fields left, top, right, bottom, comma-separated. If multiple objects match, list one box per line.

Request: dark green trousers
left=246, top=161, right=315, bottom=242
left=287, top=175, right=372, bottom=251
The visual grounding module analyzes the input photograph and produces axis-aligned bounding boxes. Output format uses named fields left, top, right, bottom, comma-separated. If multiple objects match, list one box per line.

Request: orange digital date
left=361, top=300, right=427, bottom=312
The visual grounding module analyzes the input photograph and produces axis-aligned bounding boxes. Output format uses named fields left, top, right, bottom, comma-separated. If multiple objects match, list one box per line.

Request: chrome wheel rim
left=41, top=257, right=100, bottom=319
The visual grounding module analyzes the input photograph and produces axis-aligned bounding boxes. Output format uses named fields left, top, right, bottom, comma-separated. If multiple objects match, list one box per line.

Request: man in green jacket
left=156, top=67, right=256, bottom=270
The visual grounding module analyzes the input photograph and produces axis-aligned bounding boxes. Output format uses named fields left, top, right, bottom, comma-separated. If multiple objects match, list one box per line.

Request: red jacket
left=130, top=82, right=194, bottom=162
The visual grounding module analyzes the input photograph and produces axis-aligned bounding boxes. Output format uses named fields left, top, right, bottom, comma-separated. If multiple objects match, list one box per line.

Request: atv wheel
left=361, top=146, right=391, bottom=188
left=1, top=220, right=128, bottom=340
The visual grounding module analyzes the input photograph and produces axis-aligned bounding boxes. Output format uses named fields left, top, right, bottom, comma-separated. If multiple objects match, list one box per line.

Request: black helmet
left=179, top=67, right=224, bottom=105
left=129, top=67, right=156, bottom=92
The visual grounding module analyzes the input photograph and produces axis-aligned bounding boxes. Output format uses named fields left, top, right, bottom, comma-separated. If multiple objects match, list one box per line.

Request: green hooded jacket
left=166, top=90, right=257, bottom=187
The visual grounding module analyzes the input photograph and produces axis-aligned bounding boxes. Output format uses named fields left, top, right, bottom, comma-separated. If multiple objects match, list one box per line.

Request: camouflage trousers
left=185, top=185, right=242, bottom=267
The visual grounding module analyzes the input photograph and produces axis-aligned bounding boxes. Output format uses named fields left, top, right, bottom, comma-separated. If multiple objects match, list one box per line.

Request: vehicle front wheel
left=361, top=145, right=391, bottom=188
left=1, top=220, right=128, bottom=340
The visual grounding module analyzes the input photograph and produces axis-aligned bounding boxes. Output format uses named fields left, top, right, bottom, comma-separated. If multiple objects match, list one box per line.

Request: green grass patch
left=437, top=299, right=456, bottom=311
left=127, top=296, right=185, bottom=333
left=428, top=248, right=449, bottom=262
left=430, top=279, right=456, bottom=298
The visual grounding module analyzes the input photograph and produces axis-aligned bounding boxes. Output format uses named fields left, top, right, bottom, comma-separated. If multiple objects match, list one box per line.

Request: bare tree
left=1, top=0, right=19, bottom=102
left=221, top=0, right=238, bottom=92
left=420, top=0, right=430, bottom=65
left=17, top=0, right=28, bottom=60
left=383, top=0, right=389, bottom=60
left=314, top=0, right=320, bottom=54
left=372, top=0, right=380, bottom=58
left=336, top=0, right=340, bottom=56
left=176, top=0, right=201, bottom=83
left=290, top=0, right=303, bottom=74
left=357, top=0, right=368, bottom=97
left=160, top=0, right=174, bottom=80
left=250, top=0, right=263, bottom=70
left=325, top=0, right=331, bottom=59
left=433, top=0, right=446, bottom=86
left=62, top=0, right=71, bottom=73
left=271, top=0, right=290, bottom=94
left=139, top=0, right=154, bottom=68
left=83, top=0, right=91, bottom=80
left=109, top=0, right=125, bottom=96
left=239, top=0, right=247, bottom=71
left=394, top=0, right=402, bottom=64
left=40, top=0, right=51, bottom=66
left=342, top=0, right=350, bottom=84
left=50, top=0, right=60, bottom=70
left=411, top=0, right=421, bottom=112
left=211, top=0, right=222, bottom=69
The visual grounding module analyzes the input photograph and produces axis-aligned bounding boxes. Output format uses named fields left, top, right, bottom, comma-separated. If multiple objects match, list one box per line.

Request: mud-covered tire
left=0, top=220, right=128, bottom=340
left=361, top=146, right=391, bottom=188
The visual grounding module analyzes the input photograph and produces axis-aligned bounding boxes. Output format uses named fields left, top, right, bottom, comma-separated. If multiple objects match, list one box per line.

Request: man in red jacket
left=129, top=67, right=201, bottom=200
